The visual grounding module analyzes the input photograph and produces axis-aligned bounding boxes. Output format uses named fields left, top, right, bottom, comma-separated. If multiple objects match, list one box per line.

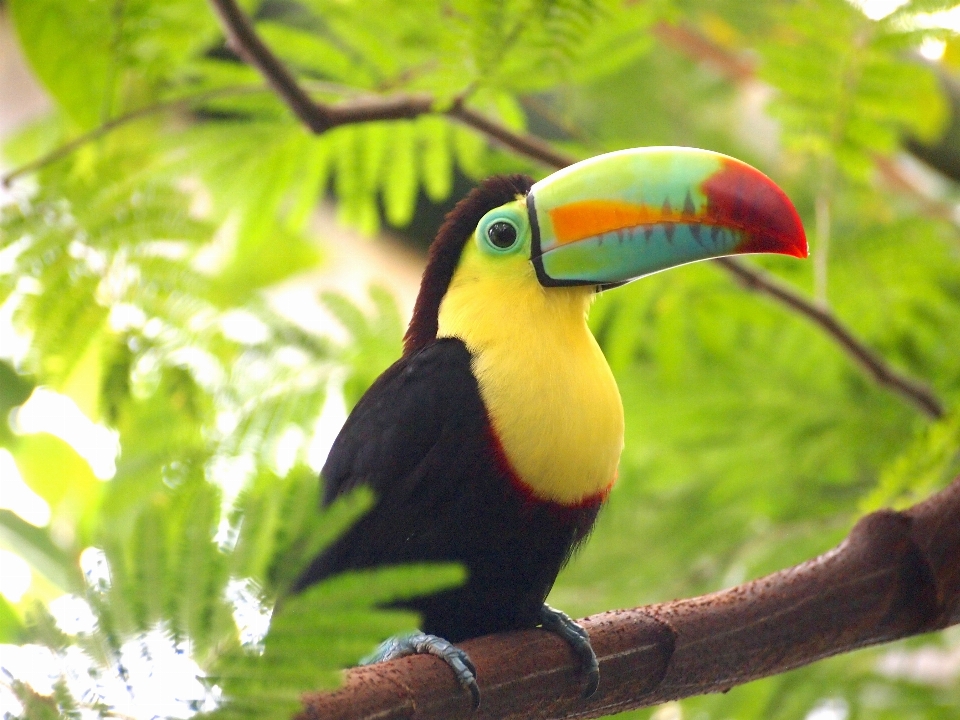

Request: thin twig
left=651, top=22, right=756, bottom=83
left=202, top=0, right=946, bottom=420
left=714, top=256, right=945, bottom=419
left=1, top=85, right=265, bottom=187
left=446, top=100, right=578, bottom=169
left=873, top=154, right=960, bottom=225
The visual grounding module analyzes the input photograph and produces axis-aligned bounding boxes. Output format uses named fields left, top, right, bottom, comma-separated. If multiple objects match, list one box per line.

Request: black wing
left=320, top=337, right=482, bottom=506
left=293, top=337, right=493, bottom=587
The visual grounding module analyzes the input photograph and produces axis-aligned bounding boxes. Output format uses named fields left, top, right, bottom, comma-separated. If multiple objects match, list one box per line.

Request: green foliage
left=1, top=0, right=959, bottom=718
left=207, top=564, right=464, bottom=720
left=760, top=0, right=947, bottom=181
left=0, top=511, right=80, bottom=593
left=0, top=360, right=33, bottom=447
left=0, top=595, right=25, bottom=644
left=320, top=286, right=404, bottom=407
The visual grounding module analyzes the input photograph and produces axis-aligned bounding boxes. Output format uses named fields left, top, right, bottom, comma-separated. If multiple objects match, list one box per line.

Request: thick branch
left=300, top=477, right=960, bottom=720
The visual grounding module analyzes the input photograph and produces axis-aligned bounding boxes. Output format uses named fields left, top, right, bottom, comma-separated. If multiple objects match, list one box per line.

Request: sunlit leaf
left=0, top=510, right=79, bottom=592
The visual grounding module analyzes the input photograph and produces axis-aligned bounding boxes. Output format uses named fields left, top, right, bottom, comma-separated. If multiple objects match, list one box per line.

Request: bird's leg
left=539, top=603, right=600, bottom=697
left=362, top=632, right=481, bottom=708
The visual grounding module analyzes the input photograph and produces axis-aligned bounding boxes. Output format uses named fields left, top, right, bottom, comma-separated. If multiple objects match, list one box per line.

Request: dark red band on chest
left=486, top=423, right=612, bottom=518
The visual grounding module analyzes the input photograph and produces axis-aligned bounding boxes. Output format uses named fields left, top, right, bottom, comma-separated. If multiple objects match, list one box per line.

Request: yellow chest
left=437, top=274, right=624, bottom=505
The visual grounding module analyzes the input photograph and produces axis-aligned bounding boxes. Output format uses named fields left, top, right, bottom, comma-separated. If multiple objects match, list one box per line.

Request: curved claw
left=363, top=632, right=481, bottom=709
left=540, top=604, right=600, bottom=698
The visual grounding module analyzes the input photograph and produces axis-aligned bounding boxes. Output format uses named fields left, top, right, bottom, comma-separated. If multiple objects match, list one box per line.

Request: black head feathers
left=403, top=174, right=535, bottom=355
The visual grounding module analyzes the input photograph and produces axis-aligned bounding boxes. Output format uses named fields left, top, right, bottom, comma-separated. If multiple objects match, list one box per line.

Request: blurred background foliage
left=0, top=0, right=959, bottom=718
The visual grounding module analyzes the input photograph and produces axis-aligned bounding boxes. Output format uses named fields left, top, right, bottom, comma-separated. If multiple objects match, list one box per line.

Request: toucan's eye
left=487, top=221, right=518, bottom=249
left=476, top=203, right=528, bottom=255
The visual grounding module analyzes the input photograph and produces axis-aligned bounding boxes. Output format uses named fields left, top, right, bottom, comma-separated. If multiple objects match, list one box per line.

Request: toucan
left=293, top=147, right=807, bottom=707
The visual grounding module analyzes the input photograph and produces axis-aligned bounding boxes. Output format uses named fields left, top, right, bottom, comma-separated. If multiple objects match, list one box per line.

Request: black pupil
left=488, top=221, right=518, bottom=249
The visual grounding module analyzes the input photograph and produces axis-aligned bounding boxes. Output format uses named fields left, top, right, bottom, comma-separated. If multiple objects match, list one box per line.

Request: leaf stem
left=1, top=86, right=265, bottom=188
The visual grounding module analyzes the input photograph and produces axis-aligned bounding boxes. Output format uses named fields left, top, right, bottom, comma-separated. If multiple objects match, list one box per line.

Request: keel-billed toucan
left=293, top=147, right=807, bottom=706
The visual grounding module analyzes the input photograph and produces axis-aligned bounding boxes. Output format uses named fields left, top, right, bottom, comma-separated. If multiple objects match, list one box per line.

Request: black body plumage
left=292, top=338, right=600, bottom=642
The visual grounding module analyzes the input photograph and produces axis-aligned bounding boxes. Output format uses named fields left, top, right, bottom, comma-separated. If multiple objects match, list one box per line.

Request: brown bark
left=300, top=477, right=960, bottom=720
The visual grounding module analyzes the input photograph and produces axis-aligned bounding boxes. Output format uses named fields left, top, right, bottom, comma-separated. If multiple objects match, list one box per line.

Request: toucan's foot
left=539, top=603, right=599, bottom=698
left=362, top=632, right=480, bottom=709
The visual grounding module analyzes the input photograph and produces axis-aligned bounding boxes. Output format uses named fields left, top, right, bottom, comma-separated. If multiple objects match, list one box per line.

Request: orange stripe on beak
left=548, top=200, right=698, bottom=245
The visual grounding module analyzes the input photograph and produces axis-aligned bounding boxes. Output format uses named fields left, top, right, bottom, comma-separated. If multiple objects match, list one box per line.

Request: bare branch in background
left=205, top=0, right=948, bottom=421
left=651, top=22, right=757, bottom=82
left=301, top=477, right=960, bottom=720
left=715, top=257, right=945, bottom=419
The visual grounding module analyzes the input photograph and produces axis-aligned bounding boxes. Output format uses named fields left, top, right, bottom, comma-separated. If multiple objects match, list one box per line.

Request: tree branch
left=0, top=85, right=265, bottom=188
left=446, top=101, right=579, bottom=170
left=651, top=23, right=757, bottom=83
left=203, top=0, right=948, bottom=422
left=299, top=477, right=960, bottom=720
left=209, top=0, right=339, bottom=133
left=207, top=0, right=577, bottom=168
left=714, top=257, right=945, bottom=419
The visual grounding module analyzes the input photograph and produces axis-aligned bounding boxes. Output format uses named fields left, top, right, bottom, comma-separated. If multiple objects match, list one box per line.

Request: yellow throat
left=437, top=237, right=624, bottom=506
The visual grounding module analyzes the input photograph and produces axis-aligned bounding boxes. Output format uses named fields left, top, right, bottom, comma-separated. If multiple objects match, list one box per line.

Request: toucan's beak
left=528, top=147, right=807, bottom=287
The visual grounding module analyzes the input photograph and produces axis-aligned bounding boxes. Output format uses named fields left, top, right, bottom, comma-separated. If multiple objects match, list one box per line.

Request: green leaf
left=760, top=0, right=948, bottom=179
left=16, top=257, right=109, bottom=388
left=12, top=434, right=102, bottom=535
left=320, top=288, right=403, bottom=408
left=231, top=471, right=373, bottom=598
left=285, top=139, right=333, bottom=233
left=257, top=22, right=373, bottom=86
left=8, top=0, right=115, bottom=129
left=861, top=412, right=960, bottom=512
left=383, top=121, right=418, bottom=227
left=453, top=125, right=487, bottom=179
left=0, top=594, right=26, bottom=644
left=0, top=361, right=35, bottom=447
left=204, top=563, right=464, bottom=720
left=0, top=510, right=79, bottom=591
left=418, top=116, right=453, bottom=202
left=168, top=474, right=231, bottom=654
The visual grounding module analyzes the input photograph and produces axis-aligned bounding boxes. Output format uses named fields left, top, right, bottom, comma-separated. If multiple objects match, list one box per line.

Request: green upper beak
left=527, top=147, right=807, bottom=286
